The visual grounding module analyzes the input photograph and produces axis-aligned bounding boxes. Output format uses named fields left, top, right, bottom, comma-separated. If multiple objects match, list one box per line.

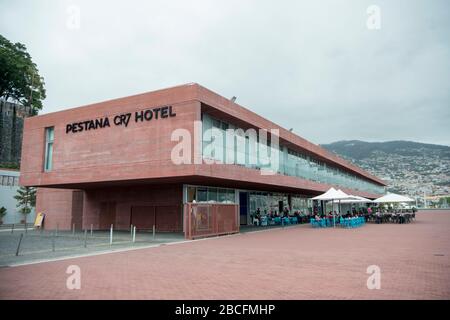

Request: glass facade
left=291, top=195, right=311, bottom=213
left=185, top=185, right=311, bottom=216
left=202, top=113, right=384, bottom=195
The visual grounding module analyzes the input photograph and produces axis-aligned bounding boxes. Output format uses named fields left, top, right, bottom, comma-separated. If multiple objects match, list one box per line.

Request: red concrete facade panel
left=20, top=125, right=45, bottom=175
left=36, top=188, right=80, bottom=230
left=20, top=96, right=201, bottom=187
left=82, top=184, right=182, bottom=231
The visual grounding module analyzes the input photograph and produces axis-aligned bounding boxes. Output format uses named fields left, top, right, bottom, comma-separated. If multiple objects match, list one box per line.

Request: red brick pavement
left=1, top=210, right=449, bottom=300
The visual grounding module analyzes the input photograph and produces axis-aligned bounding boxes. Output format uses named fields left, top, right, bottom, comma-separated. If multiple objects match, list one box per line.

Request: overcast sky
left=1, top=0, right=449, bottom=145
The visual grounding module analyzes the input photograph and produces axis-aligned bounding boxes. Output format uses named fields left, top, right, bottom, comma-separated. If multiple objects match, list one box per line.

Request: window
left=207, top=188, right=218, bottom=202
left=187, top=187, right=197, bottom=202
left=44, top=127, right=54, bottom=171
left=197, top=188, right=207, bottom=202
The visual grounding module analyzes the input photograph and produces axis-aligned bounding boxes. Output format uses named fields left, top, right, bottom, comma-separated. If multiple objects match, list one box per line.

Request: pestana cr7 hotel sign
left=65, top=105, right=176, bottom=134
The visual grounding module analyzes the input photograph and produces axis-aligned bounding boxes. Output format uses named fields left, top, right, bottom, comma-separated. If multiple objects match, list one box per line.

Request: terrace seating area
left=365, top=209, right=416, bottom=224
left=252, top=212, right=312, bottom=227
left=310, top=216, right=366, bottom=228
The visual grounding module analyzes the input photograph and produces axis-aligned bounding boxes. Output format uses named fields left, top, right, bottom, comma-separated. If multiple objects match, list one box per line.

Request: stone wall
left=0, top=100, right=31, bottom=167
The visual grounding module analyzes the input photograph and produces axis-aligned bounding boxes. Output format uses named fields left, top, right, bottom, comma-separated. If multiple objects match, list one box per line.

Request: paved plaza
left=0, top=210, right=449, bottom=299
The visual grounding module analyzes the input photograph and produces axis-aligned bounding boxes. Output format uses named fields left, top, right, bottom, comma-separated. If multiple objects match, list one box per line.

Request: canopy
left=311, top=188, right=357, bottom=228
left=333, top=195, right=373, bottom=203
left=312, top=188, right=354, bottom=201
left=336, top=189, right=359, bottom=200
left=373, top=193, right=414, bottom=203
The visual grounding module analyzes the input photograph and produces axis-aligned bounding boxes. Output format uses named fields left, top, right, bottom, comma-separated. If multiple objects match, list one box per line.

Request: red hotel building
left=19, top=83, right=386, bottom=237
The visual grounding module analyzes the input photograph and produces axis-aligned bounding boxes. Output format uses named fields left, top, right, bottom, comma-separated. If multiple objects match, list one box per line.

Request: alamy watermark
left=66, top=265, right=81, bottom=290
left=366, top=265, right=381, bottom=290
left=170, top=121, right=280, bottom=175
left=66, top=5, right=81, bottom=30
left=366, top=5, right=381, bottom=30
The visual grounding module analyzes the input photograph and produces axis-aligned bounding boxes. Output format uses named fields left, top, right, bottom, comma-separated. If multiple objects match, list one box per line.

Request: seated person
left=375, top=211, right=382, bottom=224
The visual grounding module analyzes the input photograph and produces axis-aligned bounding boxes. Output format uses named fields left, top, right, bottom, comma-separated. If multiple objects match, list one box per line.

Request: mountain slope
left=321, top=140, right=450, bottom=197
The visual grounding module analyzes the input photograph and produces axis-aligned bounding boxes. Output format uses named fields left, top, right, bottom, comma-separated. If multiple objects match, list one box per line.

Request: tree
left=0, top=206, right=6, bottom=224
left=0, top=34, right=46, bottom=115
left=14, top=186, right=36, bottom=222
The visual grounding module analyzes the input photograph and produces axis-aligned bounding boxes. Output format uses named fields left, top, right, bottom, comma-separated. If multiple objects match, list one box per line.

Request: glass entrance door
left=239, top=192, right=248, bottom=225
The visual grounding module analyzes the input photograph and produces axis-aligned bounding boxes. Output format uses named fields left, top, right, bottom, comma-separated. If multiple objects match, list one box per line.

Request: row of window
left=201, top=113, right=385, bottom=195
left=187, top=186, right=236, bottom=203
left=0, top=175, right=19, bottom=187
left=186, top=186, right=312, bottom=215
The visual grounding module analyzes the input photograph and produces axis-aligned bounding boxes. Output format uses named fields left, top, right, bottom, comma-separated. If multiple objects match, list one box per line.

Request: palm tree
left=14, top=187, right=36, bottom=223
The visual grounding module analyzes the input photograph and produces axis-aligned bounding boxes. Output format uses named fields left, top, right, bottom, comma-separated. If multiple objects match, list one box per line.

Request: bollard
left=52, top=232, right=55, bottom=252
left=130, top=224, right=133, bottom=237
left=15, top=233, right=24, bottom=256
left=24, top=222, right=27, bottom=234
left=11, top=224, right=14, bottom=234
left=84, top=229, right=88, bottom=248
left=72, top=223, right=75, bottom=235
left=90, top=224, right=93, bottom=236
left=152, top=225, right=155, bottom=240
left=132, top=226, right=136, bottom=243
left=56, top=224, right=59, bottom=237
left=109, top=224, right=113, bottom=246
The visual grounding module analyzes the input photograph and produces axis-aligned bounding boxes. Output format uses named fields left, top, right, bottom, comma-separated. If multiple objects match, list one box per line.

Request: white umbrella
left=312, top=188, right=356, bottom=227
left=333, top=195, right=373, bottom=203
left=311, top=187, right=340, bottom=201
left=373, top=193, right=414, bottom=203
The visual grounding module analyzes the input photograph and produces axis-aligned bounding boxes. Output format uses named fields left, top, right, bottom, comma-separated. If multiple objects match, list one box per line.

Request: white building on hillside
left=0, top=169, right=36, bottom=225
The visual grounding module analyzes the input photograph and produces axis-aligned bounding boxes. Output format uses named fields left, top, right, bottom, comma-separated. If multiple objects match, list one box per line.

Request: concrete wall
left=83, top=184, right=183, bottom=232
left=35, top=188, right=82, bottom=230
left=20, top=85, right=201, bottom=187
left=35, top=184, right=183, bottom=231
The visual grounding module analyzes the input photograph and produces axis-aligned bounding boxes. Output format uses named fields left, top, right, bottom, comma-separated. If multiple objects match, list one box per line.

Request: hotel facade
left=19, top=83, right=386, bottom=237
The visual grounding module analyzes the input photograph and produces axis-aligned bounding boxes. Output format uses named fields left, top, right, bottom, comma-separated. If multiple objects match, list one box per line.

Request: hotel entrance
left=239, top=192, right=249, bottom=225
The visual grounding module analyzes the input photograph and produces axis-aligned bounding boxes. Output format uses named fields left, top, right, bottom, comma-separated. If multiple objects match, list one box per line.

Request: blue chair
left=274, top=217, right=281, bottom=225
left=283, top=217, right=290, bottom=225
left=260, top=216, right=268, bottom=226
left=310, top=218, right=319, bottom=228
left=345, top=218, right=352, bottom=228
left=327, top=218, right=334, bottom=227
left=291, top=217, right=298, bottom=224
